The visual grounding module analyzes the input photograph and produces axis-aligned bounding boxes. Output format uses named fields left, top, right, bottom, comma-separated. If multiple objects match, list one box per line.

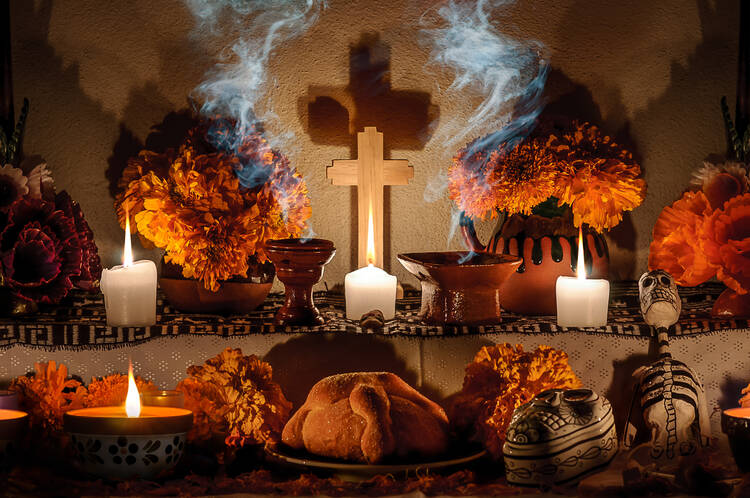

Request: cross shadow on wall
left=299, top=32, right=439, bottom=271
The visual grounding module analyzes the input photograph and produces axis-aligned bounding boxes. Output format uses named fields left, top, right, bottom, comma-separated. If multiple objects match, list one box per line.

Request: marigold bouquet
left=9, top=363, right=152, bottom=438
left=649, top=162, right=750, bottom=294
left=449, top=120, right=646, bottom=232
left=116, top=120, right=311, bottom=292
left=176, top=348, right=291, bottom=448
left=449, top=343, right=581, bottom=459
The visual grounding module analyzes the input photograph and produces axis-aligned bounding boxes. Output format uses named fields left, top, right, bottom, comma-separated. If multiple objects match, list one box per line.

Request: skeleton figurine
left=624, top=270, right=710, bottom=462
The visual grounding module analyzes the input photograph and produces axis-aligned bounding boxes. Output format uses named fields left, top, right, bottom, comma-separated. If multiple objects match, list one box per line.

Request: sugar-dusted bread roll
left=281, top=372, right=449, bottom=464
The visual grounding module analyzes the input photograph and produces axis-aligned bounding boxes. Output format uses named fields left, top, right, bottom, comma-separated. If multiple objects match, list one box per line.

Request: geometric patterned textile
left=0, top=282, right=746, bottom=348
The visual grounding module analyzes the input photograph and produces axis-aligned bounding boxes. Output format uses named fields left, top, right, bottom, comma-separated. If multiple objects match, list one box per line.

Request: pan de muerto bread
left=281, top=372, right=449, bottom=463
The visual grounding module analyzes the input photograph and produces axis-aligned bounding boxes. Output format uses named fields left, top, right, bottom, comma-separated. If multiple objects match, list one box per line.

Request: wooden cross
left=327, top=127, right=413, bottom=268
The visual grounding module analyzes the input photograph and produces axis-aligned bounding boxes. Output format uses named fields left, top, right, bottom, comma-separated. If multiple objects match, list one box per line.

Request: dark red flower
left=0, top=198, right=82, bottom=303
left=55, top=191, right=102, bottom=291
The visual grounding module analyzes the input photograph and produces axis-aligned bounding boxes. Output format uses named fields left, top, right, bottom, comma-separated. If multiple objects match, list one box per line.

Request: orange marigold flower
left=701, top=193, right=750, bottom=294
left=176, top=348, right=292, bottom=448
left=9, top=361, right=86, bottom=435
left=116, top=121, right=311, bottom=291
left=550, top=122, right=646, bottom=231
left=648, top=190, right=717, bottom=286
left=449, top=343, right=581, bottom=459
left=741, top=383, right=750, bottom=408
left=449, top=137, right=558, bottom=220
left=84, top=374, right=156, bottom=408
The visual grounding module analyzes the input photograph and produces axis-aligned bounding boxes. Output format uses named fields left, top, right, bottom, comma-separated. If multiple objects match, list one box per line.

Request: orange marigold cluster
left=549, top=123, right=646, bottom=231
left=449, top=343, right=581, bottom=459
left=9, top=361, right=86, bottom=435
left=449, top=121, right=646, bottom=232
left=115, top=122, right=311, bottom=291
left=176, top=348, right=292, bottom=448
left=84, top=374, right=156, bottom=408
left=649, top=163, right=750, bottom=293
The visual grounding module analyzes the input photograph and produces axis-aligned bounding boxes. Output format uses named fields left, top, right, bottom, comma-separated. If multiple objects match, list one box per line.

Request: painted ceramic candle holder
left=397, top=251, right=521, bottom=325
left=503, top=389, right=617, bottom=487
left=722, top=407, right=750, bottom=472
left=266, top=238, right=336, bottom=326
left=0, top=409, right=28, bottom=469
left=64, top=406, right=192, bottom=480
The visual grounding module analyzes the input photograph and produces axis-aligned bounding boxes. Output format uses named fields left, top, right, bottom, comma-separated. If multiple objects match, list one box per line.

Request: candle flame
left=125, top=360, right=141, bottom=418
left=577, top=226, right=586, bottom=281
left=123, top=209, right=133, bottom=268
left=366, top=206, right=375, bottom=266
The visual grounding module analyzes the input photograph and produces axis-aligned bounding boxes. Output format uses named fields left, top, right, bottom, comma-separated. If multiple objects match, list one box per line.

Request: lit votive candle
left=556, top=228, right=610, bottom=327
left=141, top=390, right=184, bottom=408
left=345, top=212, right=397, bottom=320
left=101, top=215, right=157, bottom=327
left=63, top=362, right=192, bottom=480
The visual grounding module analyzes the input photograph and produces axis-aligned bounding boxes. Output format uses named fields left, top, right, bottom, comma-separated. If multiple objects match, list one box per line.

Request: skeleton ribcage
left=638, top=358, right=704, bottom=458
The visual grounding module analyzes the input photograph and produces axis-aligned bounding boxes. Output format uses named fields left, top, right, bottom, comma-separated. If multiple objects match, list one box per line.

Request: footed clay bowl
left=722, top=407, right=750, bottom=472
left=398, top=251, right=522, bottom=325
left=0, top=409, right=27, bottom=469
left=266, top=238, right=336, bottom=326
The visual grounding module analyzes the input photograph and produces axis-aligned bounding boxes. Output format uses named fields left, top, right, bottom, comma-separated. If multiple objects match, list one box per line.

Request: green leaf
left=531, top=197, right=569, bottom=218
left=0, top=127, right=6, bottom=164
left=721, top=96, right=742, bottom=160
left=7, top=98, right=29, bottom=165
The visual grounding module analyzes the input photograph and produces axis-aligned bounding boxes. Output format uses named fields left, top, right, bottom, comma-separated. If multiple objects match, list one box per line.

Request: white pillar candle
left=100, top=216, right=157, bottom=327
left=556, top=228, right=610, bottom=327
left=345, top=264, right=397, bottom=320
left=345, top=210, right=397, bottom=320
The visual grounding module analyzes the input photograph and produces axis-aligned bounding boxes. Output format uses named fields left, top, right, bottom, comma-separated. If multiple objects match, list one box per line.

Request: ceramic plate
left=265, top=444, right=487, bottom=479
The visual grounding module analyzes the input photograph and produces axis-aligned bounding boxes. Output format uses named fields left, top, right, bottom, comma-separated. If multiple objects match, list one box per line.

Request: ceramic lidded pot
left=722, top=407, right=750, bottom=472
left=397, top=251, right=522, bottom=325
left=503, top=389, right=617, bottom=487
left=462, top=213, right=608, bottom=315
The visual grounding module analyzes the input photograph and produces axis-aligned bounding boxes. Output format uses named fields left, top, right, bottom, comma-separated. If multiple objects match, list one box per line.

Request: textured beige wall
left=10, top=0, right=738, bottom=288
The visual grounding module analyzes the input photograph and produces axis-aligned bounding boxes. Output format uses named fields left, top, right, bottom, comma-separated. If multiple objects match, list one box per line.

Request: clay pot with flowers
left=116, top=119, right=311, bottom=313
left=453, top=119, right=646, bottom=315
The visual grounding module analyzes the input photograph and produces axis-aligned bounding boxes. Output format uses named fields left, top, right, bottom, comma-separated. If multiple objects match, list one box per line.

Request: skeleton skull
left=639, top=270, right=681, bottom=329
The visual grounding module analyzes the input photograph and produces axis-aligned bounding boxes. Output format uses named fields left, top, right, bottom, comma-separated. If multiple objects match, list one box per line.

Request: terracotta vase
left=159, top=259, right=274, bottom=314
left=397, top=251, right=522, bottom=325
left=711, top=287, right=750, bottom=318
left=265, top=238, right=336, bottom=326
left=461, top=213, right=609, bottom=315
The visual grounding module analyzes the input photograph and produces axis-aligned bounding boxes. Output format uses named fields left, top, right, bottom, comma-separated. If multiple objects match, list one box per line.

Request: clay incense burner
left=266, top=238, right=336, bottom=326
left=397, top=251, right=521, bottom=325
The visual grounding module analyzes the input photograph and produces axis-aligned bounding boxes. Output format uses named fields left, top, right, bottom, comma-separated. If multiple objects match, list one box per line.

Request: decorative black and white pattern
left=0, top=282, right=745, bottom=348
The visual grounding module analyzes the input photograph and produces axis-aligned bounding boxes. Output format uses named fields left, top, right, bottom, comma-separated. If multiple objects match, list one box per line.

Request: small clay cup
left=398, top=251, right=522, bottom=325
left=266, top=238, right=336, bottom=326
left=722, top=407, right=750, bottom=471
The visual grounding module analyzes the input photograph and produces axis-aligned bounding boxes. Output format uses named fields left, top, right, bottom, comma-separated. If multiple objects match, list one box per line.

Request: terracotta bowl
left=722, top=407, right=750, bottom=472
left=398, top=251, right=522, bottom=325
left=159, top=260, right=274, bottom=314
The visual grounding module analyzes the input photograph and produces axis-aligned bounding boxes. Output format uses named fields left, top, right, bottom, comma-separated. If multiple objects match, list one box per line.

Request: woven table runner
left=0, top=282, right=746, bottom=348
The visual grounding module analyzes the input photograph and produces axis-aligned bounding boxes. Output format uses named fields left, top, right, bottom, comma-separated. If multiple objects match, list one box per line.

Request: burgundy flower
left=0, top=198, right=82, bottom=304
left=55, top=191, right=102, bottom=291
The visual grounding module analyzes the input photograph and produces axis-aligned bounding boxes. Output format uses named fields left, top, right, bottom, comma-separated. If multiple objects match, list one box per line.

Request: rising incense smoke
left=187, top=0, right=325, bottom=170
left=419, top=0, right=548, bottom=252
